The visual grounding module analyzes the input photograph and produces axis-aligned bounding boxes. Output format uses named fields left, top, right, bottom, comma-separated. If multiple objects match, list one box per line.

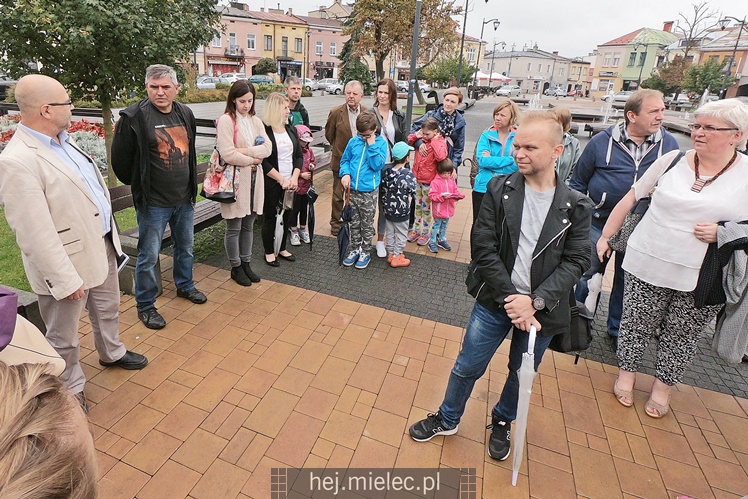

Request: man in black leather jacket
left=409, top=111, right=592, bottom=461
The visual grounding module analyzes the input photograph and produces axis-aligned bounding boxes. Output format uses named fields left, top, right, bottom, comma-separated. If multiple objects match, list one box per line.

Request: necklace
left=692, top=150, right=738, bottom=192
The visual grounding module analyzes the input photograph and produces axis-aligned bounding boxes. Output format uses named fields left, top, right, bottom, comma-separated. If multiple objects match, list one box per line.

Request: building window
left=316, top=41, right=323, bottom=55
left=264, top=35, right=272, bottom=51
left=613, top=53, right=621, bottom=66
left=247, top=34, right=256, bottom=50
left=628, top=52, right=636, bottom=66
left=282, top=36, right=288, bottom=57
left=603, top=53, right=611, bottom=66
left=467, top=47, right=476, bottom=62
left=330, top=42, right=337, bottom=55
left=709, top=55, right=719, bottom=62
left=538, top=64, right=542, bottom=72
left=295, top=37, right=302, bottom=53
left=558, top=68, right=563, bottom=76
left=211, top=35, right=221, bottom=47
left=638, top=52, right=646, bottom=66
left=229, top=32, right=236, bottom=50
left=527, top=62, right=531, bottom=71
left=546, top=64, right=550, bottom=73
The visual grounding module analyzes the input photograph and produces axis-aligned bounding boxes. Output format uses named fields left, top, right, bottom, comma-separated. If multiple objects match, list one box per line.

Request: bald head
left=15, top=75, right=66, bottom=114
left=14, top=75, right=72, bottom=137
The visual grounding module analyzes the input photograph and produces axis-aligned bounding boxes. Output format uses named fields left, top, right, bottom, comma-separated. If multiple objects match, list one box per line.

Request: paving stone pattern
left=199, top=229, right=748, bottom=400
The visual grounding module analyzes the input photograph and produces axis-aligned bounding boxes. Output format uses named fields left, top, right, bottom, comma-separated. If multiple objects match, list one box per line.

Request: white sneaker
left=299, top=228, right=311, bottom=244
left=290, top=231, right=301, bottom=246
left=376, top=240, right=387, bottom=258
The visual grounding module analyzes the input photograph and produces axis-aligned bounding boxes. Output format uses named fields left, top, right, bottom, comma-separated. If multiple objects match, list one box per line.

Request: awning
left=207, top=60, right=241, bottom=66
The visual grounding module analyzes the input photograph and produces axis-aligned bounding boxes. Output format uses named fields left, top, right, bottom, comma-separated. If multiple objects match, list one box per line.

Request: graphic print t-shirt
left=145, top=104, right=191, bottom=207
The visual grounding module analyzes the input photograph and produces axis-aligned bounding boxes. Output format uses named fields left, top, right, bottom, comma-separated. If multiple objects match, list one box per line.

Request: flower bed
left=0, top=115, right=108, bottom=174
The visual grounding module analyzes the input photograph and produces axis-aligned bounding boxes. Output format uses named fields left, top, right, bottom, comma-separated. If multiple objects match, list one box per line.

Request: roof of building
left=600, top=27, right=678, bottom=47
left=221, top=5, right=306, bottom=25
left=700, top=26, right=748, bottom=52
left=293, top=15, right=344, bottom=28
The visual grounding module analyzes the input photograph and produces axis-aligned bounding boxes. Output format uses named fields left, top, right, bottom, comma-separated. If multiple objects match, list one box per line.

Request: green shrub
left=255, top=84, right=285, bottom=99
left=215, top=82, right=231, bottom=91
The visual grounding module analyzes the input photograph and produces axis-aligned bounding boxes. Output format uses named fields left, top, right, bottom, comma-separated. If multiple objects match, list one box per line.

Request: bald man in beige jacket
left=0, top=75, right=147, bottom=403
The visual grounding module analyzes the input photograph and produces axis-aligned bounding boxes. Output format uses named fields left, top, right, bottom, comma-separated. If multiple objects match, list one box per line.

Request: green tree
left=641, top=57, right=689, bottom=95
left=0, top=0, right=220, bottom=186
left=255, top=58, right=277, bottom=75
left=338, top=40, right=373, bottom=94
left=344, top=0, right=460, bottom=82
left=683, top=58, right=735, bottom=95
left=423, top=57, right=475, bottom=86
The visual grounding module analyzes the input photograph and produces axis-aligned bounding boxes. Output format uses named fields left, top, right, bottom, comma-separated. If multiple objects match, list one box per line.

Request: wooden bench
left=0, top=102, right=114, bottom=121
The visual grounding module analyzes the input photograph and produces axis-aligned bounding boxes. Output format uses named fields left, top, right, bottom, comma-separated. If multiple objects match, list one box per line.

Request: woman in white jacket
left=216, top=80, right=272, bottom=286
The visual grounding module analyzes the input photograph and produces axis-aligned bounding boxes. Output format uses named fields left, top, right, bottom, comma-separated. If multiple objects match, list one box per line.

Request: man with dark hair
left=569, top=89, right=678, bottom=344
left=409, top=111, right=592, bottom=461
left=325, top=80, right=367, bottom=235
left=285, top=76, right=309, bottom=126
left=0, top=75, right=147, bottom=402
left=112, top=64, right=207, bottom=330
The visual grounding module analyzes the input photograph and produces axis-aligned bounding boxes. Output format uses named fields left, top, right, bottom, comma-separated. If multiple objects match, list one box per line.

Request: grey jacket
left=713, top=222, right=748, bottom=364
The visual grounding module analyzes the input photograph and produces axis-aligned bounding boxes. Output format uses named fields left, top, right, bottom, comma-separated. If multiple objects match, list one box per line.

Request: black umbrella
left=337, top=189, right=353, bottom=266
left=306, top=184, right=318, bottom=251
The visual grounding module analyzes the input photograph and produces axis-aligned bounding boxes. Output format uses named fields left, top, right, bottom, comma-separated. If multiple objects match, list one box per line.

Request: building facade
left=295, top=16, right=348, bottom=80
left=590, top=25, right=678, bottom=97
left=481, top=46, right=572, bottom=94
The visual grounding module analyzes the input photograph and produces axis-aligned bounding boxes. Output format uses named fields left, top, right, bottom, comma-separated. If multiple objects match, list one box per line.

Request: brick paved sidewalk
left=85, top=267, right=748, bottom=498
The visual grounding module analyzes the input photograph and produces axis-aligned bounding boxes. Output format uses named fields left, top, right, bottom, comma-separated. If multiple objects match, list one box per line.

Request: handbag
left=281, top=188, right=295, bottom=211
left=201, top=148, right=238, bottom=203
left=548, top=291, right=592, bottom=363
left=201, top=116, right=240, bottom=203
left=608, top=151, right=684, bottom=253
left=0, top=286, right=19, bottom=352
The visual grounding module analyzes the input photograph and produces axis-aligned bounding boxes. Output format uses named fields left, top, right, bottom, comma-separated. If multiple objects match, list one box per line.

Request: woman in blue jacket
left=472, top=99, right=520, bottom=223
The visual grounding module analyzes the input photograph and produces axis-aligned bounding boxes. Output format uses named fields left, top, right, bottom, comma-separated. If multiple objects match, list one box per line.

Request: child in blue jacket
left=340, top=113, right=388, bottom=269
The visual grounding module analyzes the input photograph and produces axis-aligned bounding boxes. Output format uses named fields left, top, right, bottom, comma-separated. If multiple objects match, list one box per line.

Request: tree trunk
left=375, top=57, right=385, bottom=82
left=100, top=93, right=116, bottom=188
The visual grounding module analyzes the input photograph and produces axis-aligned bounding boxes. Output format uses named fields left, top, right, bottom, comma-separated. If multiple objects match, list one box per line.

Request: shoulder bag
left=548, top=291, right=592, bottom=364
left=201, top=117, right=239, bottom=203
left=608, top=151, right=684, bottom=253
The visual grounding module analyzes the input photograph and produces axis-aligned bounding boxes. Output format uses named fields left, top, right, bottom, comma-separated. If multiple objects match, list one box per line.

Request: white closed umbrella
left=512, top=324, right=537, bottom=487
left=273, top=206, right=285, bottom=256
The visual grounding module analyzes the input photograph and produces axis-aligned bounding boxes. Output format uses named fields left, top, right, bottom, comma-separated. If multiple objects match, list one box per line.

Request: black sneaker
left=138, top=308, right=166, bottom=329
left=176, top=288, right=207, bottom=304
left=487, top=417, right=511, bottom=460
left=409, top=412, right=458, bottom=442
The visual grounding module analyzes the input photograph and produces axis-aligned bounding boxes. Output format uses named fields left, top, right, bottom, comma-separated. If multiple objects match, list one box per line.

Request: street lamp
left=632, top=43, right=650, bottom=88
left=487, top=41, right=505, bottom=88
left=718, top=16, right=747, bottom=99
left=471, top=18, right=500, bottom=89
left=456, top=0, right=489, bottom=86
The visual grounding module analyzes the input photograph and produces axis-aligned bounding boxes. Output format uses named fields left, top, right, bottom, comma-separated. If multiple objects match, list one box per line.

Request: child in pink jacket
left=427, top=159, right=464, bottom=253
left=406, top=117, right=448, bottom=246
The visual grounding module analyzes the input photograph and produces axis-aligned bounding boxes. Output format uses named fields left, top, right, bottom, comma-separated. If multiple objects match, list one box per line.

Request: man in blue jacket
left=569, top=89, right=679, bottom=343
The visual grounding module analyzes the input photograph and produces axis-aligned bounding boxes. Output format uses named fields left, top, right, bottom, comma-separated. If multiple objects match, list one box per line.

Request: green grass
left=0, top=207, right=31, bottom=291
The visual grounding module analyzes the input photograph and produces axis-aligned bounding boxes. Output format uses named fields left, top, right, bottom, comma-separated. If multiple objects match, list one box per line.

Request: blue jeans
left=135, top=201, right=195, bottom=312
left=429, top=217, right=449, bottom=244
left=574, top=224, right=623, bottom=337
left=439, top=302, right=554, bottom=428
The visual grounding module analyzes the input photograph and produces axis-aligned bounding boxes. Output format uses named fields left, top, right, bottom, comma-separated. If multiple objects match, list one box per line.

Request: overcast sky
left=266, top=0, right=745, bottom=58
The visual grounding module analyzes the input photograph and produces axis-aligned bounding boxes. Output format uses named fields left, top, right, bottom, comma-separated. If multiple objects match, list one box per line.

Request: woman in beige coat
left=216, top=80, right=272, bottom=286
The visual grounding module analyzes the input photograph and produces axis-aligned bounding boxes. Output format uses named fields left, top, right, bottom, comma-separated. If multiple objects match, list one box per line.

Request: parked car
left=196, top=76, right=230, bottom=90
left=418, top=82, right=431, bottom=92
left=302, top=78, right=316, bottom=91
left=544, top=87, right=566, bottom=97
left=221, top=73, right=246, bottom=83
left=567, top=89, right=583, bottom=97
left=665, top=93, right=690, bottom=106
left=611, top=91, right=633, bottom=103
left=496, top=85, right=521, bottom=97
left=396, top=81, right=409, bottom=92
left=326, top=83, right=344, bottom=95
left=249, top=74, right=275, bottom=85
left=731, top=96, right=748, bottom=105
left=311, top=78, right=339, bottom=90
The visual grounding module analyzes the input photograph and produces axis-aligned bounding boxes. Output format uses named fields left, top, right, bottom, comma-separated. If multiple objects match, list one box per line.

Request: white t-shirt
left=511, top=185, right=556, bottom=294
left=382, top=110, right=395, bottom=163
left=274, top=131, right=294, bottom=179
left=623, top=150, right=748, bottom=291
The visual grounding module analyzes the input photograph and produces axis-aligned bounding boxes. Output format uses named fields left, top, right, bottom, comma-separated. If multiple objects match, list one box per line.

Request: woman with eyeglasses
left=597, top=99, right=748, bottom=418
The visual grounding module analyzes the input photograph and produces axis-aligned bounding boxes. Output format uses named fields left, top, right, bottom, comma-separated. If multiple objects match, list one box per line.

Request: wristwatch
left=531, top=294, right=545, bottom=311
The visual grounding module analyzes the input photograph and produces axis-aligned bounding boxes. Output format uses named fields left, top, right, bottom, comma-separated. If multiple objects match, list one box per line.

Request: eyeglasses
left=359, top=132, right=374, bottom=139
left=688, top=123, right=738, bottom=133
left=46, top=100, right=73, bottom=107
